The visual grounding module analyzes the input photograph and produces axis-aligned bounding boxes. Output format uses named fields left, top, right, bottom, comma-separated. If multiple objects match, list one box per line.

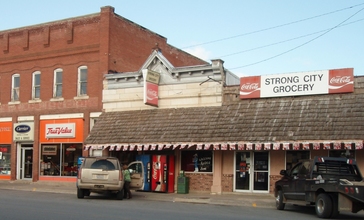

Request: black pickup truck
left=275, top=156, right=364, bottom=218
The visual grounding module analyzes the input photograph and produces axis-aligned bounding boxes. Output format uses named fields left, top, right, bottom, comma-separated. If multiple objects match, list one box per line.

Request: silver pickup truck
left=77, top=157, right=124, bottom=199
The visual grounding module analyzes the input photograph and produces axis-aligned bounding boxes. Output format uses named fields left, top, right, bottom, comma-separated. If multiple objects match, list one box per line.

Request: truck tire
left=77, top=188, right=85, bottom=199
left=329, top=194, right=339, bottom=218
left=315, top=193, right=333, bottom=218
left=276, top=190, right=285, bottom=210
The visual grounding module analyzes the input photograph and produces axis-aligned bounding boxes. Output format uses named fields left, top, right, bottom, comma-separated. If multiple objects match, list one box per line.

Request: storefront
left=0, top=119, right=12, bottom=180
left=14, top=121, right=35, bottom=180
left=39, top=116, right=84, bottom=181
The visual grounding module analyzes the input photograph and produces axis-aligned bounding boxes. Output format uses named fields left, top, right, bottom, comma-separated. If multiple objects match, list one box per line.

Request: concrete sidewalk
left=0, top=180, right=275, bottom=208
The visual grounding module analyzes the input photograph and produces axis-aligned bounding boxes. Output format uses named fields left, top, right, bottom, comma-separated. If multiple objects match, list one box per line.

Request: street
left=0, top=189, right=363, bottom=220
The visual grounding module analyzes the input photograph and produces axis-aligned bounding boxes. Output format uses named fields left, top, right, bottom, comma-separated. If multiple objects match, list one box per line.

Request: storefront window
left=286, top=151, right=310, bottom=170
left=0, top=145, right=11, bottom=174
left=40, top=144, right=82, bottom=176
left=181, top=151, right=213, bottom=172
left=329, top=150, right=355, bottom=159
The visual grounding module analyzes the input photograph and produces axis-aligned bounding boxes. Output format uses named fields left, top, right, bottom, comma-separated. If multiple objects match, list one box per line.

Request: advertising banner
left=239, top=68, right=354, bottom=99
left=143, top=69, right=160, bottom=107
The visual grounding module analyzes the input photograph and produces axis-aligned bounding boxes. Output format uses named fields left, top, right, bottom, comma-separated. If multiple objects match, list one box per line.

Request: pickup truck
left=275, top=156, right=364, bottom=218
left=77, top=157, right=145, bottom=200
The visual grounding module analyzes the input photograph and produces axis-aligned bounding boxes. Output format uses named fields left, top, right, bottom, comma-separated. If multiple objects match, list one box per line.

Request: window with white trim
left=11, top=74, right=20, bottom=101
left=32, top=71, right=41, bottom=99
left=53, top=68, right=63, bottom=98
left=78, top=66, right=87, bottom=96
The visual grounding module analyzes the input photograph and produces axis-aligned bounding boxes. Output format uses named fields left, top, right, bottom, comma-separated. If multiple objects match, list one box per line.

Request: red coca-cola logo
left=330, top=76, right=351, bottom=84
left=147, top=89, right=157, bottom=99
left=241, top=83, right=259, bottom=91
left=152, top=162, right=159, bottom=180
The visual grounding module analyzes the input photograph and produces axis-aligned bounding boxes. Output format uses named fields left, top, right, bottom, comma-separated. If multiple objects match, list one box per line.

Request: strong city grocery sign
left=239, top=68, right=354, bottom=99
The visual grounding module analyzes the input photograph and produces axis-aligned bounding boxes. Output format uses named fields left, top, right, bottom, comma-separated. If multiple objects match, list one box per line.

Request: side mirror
left=279, top=170, right=287, bottom=176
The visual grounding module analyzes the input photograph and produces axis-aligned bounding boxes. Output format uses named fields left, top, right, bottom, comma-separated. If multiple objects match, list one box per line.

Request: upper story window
left=78, top=66, right=88, bottom=96
left=53, top=68, right=63, bottom=98
left=32, top=71, right=41, bottom=99
left=11, top=74, right=20, bottom=102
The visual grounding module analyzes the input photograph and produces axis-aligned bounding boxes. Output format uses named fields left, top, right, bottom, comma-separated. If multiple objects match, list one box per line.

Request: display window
left=0, top=145, right=11, bottom=174
left=181, top=151, right=213, bottom=172
left=285, top=151, right=310, bottom=170
left=40, top=143, right=82, bottom=176
left=329, top=150, right=355, bottom=159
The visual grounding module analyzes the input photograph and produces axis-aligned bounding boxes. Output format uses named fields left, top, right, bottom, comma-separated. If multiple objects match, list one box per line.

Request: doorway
left=235, top=151, right=269, bottom=192
left=20, top=146, right=33, bottom=179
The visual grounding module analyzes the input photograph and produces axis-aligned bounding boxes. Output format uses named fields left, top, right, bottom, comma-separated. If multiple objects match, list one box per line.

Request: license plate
left=94, top=185, right=104, bottom=188
left=93, top=174, right=107, bottom=179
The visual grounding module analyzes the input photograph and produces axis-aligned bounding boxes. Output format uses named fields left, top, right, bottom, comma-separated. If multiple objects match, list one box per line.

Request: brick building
left=0, top=6, right=207, bottom=182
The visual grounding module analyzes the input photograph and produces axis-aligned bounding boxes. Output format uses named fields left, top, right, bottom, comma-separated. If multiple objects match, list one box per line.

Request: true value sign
left=45, top=123, right=75, bottom=138
left=239, top=68, right=354, bottom=99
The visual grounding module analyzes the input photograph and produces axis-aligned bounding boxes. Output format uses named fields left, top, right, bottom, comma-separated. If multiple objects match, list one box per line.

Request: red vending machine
left=151, top=155, right=175, bottom=193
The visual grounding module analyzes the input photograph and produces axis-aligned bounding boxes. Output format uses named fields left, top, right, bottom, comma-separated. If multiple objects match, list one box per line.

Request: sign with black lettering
left=13, top=122, right=35, bottom=142
left=239, top=68, right=353, bottom=99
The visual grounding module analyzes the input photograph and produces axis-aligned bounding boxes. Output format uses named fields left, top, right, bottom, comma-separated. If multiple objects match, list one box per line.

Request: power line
left=229, top=7, right=364, bottom=70
left=219, top=18, right=364, bottom=58
left=182, top=3, right=364, bottom=49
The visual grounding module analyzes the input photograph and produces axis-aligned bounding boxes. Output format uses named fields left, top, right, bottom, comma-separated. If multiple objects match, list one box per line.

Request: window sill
left=50, top=97, right=64, bottom=102
left=28, top=99, right=42, bottom=104
left=74, top=95, right=89, bottom=100
left=8, top=101, right=20, bottom=105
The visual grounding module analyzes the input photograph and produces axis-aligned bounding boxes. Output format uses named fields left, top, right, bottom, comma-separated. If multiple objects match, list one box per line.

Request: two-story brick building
left=0, top=6, right=207, bottom=182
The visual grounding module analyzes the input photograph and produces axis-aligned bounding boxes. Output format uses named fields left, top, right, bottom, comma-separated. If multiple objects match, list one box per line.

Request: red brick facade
left=0, top=6, right=206, bottom=182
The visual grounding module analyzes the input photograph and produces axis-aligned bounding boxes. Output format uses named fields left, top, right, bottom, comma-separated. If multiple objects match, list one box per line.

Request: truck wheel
left=77, top=188, right=85, bottom=199
left=329, top=194, right=339, bottom=218
left=116, top=190, right=124, bottom=200
left=276, top=190, right=285, bottom=210
left=315, top=193, right=333, bottom=218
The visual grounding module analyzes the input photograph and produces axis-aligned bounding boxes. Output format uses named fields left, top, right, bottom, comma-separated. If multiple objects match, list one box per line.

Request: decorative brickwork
left=185, top=173, right=213, bottom=192
left=222, top=174, right=233, bottom=192
left=269, top=175, right=282, bottom=193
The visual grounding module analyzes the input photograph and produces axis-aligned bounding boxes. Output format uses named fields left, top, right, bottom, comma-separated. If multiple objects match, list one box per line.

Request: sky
left=1, top=1, right=363, bottom=77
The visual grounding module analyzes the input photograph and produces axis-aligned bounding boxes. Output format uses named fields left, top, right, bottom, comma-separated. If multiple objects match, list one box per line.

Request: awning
left=84, top=140, right=364, bottom=151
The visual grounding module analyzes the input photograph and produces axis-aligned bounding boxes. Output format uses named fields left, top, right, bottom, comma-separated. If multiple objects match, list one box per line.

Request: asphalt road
left=0, top=189, right=363, bottom=220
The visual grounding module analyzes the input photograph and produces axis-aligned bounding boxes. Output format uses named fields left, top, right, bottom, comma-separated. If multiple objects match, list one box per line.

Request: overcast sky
left=1, top=0, right=363, bottom=77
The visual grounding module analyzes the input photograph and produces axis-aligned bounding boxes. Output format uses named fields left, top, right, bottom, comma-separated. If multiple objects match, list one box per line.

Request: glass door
left=253, top=152, right=269, bottom=192
left=235, top=151, right=269, bottom=192
left=235, top=152, right=251, bottom=191
left=21, top=147, right=33, bottom=179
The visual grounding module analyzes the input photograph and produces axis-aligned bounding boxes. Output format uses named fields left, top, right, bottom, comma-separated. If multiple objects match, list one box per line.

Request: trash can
left=177, top=171, right=189, bottom=194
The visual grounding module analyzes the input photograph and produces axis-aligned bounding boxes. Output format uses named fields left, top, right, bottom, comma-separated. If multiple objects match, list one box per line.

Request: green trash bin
left=177, top=173, right=189, bottom=194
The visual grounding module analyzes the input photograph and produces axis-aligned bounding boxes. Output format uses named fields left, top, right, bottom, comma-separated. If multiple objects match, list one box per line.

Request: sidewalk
left=0, top=180, right=275, bottom=208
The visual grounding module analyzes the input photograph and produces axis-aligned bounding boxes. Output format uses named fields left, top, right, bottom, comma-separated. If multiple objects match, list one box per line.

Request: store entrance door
left=235, top=152, right=269, bottom=192
left=21, top=147, right=33, bottom=179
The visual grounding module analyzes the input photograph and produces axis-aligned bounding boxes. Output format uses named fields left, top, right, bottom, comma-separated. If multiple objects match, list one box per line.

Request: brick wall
left=185, top=173, right=213, bottom=192
left=222, top=174, right=233, bottom=192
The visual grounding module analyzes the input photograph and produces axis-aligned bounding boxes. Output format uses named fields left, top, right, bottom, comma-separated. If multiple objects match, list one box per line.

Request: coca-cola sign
left=143, top=69, right=160, bottom=107
left=45, top=123, right=75, bottom=138
left=240, top=68, right=353, bottom=99
left=328, top=69, right=354, bottom=94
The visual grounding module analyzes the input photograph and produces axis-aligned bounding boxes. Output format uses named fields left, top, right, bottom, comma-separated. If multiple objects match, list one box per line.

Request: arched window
left=78, top=66, right=87, bottom=96
left=11, top=74, right=20, bottom=101
left=53, top=68, right=63, bottom=98
left=32, top=71, right=41, bottom=99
